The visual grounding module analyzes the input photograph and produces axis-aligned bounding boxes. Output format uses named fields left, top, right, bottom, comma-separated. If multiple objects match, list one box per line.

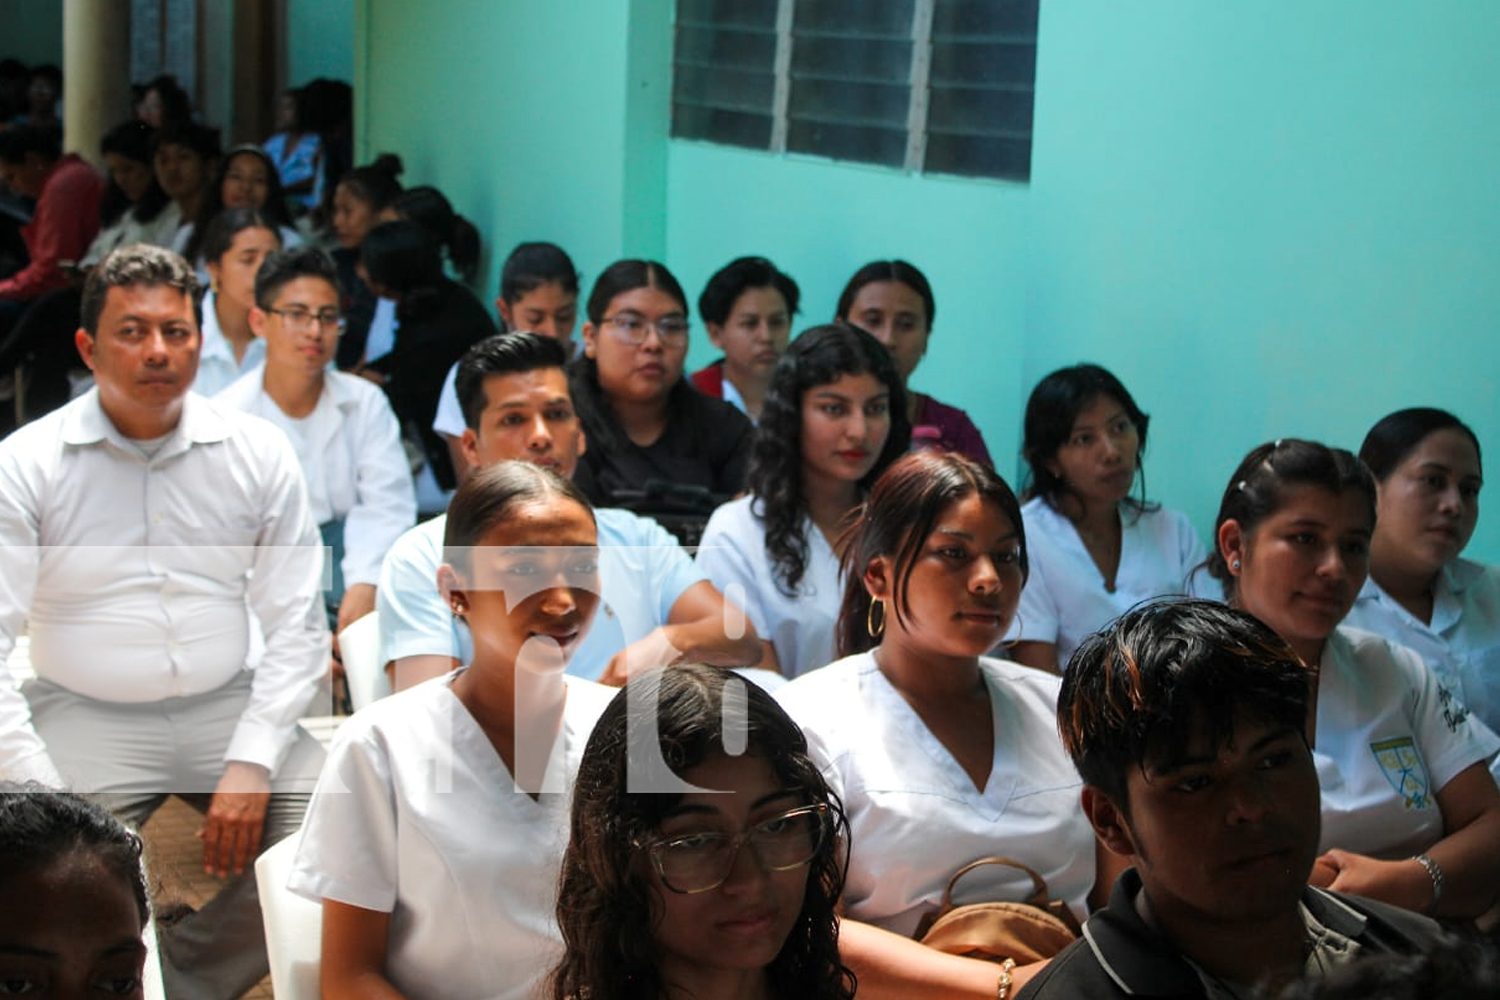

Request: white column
left=63, top=0, right=133, bottom=166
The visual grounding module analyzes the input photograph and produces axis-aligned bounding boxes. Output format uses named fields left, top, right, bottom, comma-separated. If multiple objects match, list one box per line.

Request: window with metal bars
left=671, top=0, right=1038, bottom=182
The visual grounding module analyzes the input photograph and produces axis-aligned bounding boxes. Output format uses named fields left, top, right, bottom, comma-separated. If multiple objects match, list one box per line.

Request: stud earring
left=1230, top=559, right=1241, bottom=572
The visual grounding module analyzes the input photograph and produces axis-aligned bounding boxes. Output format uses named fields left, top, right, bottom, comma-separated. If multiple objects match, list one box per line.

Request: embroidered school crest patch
left=1369, top=737, right=1431, bottom=810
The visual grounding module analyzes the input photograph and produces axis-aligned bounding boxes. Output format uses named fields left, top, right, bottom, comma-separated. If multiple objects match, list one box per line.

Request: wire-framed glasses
left=602, top=312, right=689, bottom=346
left=638, top=802, right=829, bottom=894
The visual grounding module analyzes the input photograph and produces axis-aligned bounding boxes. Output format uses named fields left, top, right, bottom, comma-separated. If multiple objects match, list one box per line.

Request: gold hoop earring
left=866, top=599, right=885, bottom=638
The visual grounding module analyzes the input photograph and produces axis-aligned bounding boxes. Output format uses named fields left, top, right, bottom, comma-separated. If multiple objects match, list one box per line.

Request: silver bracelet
left=1411, top=853, right=1444, bottom=913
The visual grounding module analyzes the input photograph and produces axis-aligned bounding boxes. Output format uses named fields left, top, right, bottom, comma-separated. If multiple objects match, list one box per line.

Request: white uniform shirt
left=1009, top=498, right=1208, bottom=670
left=1314, top=627, right=1500, bottom=859
left=1343, top=560, right=1500, bottom=738
left=80, top=205, right=183, bottom=267
left=777, top=652, right=1095, bottom=935
left=194, top=289, right=267, bottom=398
left=430, top=361, right=464, bottom=439
left=0, top=390, right=328, bottom=782
left=696, top=495, right=840, bottom=679
left=216, top=368, right=416, bottom=588
left=377, top=508, right=706, bottom=680
left=289, top=672, right=613, bottom=1000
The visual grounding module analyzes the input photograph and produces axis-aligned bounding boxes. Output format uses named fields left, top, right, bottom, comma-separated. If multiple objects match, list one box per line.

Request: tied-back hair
left=1021, top=363, right=1155, bottom=518
left=337, top=153, right=404, bottom=216
left=201, top=207, right=281, bottom=270
left=1057, top=599, right=1312, bottom=809
left=361, top=219, right=445, bottom=322
left=1203, top=439, right=1376, bottom=601
left=836, top=450, right=1028, bottom=657
left=442, top=461, right=594, bottom=578
left=751, top=323, right=910, bottom=596
left=1360, top=407, right=1482, bottom=482
left=551, top=664, right=855, bottom=1000
left=0, top=782, right=150, bottom=924
left=501, top=242, right=580, bottom=303
left=697, top=256, right=801, bottom=326
left=389, top=186, right=482, bottom=287
left=834, top=259, right=935, bottom=330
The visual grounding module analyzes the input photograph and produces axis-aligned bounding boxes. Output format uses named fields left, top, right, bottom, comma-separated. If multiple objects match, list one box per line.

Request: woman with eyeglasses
left=569, top=260, right=753, bottom=519
left=194, top=207, right=282, bottom=396
left=551, top=663, right=855, bottom=1000
left=779, top=450, right=1113, bottom=998
left=216, top=245, right=415, bottom=635
left=290, top=461, right=615, bottom=1000
left=696, top=324, right=911, bottom=679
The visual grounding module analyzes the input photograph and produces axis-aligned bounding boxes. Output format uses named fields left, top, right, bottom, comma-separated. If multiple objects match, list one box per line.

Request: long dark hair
left=551, top=665, right=854, bottom=1000
left=184, top=144, right=292, bottom=263
left=834, top=259, right=934, bottom=330
left=750, top=323, right=910, bottom=595
left=1021, top=363, right=1154, bottom=516
left=99, top=119, right=169, bottom=227
left=1203, top=439, right=1376, bottom=601
left=837, top=450, right=1028, bottom=657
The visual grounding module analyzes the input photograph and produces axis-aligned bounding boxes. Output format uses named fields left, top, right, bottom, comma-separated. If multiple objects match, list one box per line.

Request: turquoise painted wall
left=0, top=0, right=63, bottom=65
left=287, top=0, right=354, bottom=86
left=666, top=145, right=1031, bottom=475
left=354, top=0, right=669, bottom=304
left=1026, top=0, right=1500, bottom=562
left=355, top=0, right=1500, bottom=562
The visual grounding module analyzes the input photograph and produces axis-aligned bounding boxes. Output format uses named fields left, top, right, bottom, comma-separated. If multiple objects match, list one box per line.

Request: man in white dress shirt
left=0, top=244, right=329, bottom=999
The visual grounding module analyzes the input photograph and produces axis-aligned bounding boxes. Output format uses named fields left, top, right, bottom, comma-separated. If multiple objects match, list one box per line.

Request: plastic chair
left=254, top=833, right=323, bottom=1000
left=338, top=610, right=390, bottom=712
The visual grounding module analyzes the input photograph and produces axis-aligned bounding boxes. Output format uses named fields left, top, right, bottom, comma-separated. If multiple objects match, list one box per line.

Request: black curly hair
left=0, top=783, right=149, bottom=925
left=551, top=665, right=855, bottom=1000
left=748, top=323, right=911, bottom=596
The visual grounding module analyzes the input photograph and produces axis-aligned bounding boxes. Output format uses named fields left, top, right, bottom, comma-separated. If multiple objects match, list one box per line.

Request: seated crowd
left=1, top=67, right=1498, bottom=1000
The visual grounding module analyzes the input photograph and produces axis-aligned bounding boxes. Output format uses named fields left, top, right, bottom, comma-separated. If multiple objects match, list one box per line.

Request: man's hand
left=199, top=761, right=272, bottom=877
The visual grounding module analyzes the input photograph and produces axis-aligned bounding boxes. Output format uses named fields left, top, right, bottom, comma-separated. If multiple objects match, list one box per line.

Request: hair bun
left=371, top=152, right=404, bottom=179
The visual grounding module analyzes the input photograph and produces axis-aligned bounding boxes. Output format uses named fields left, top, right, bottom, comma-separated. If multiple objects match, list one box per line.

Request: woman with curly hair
left=779, top=451, right=1116, bottom=999
left=696, top=323, right=910, bottom=678
left=551, top=663, right=855, bottom=1000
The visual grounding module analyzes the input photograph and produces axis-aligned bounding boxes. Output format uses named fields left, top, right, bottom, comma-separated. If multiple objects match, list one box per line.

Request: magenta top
left=912, top=393, right=992, bottom=465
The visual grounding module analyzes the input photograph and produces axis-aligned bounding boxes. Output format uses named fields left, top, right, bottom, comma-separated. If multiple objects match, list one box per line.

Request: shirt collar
left=1084, top=872, right=1367, bottom=996
left=60, top=387, right=234, bottom=455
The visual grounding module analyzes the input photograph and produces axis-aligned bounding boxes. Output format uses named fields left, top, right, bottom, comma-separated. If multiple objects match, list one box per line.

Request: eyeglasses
left=267, top=307, right=346, bottom=333
left=602, top=312, right=690, bottom=346
left=638, top=802, right=828, bottom=894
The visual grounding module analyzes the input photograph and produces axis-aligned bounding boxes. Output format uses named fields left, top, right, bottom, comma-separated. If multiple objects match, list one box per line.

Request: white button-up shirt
left=0, top=389, right=329, bottom=783
left=216, top=367, right=416, bottom=588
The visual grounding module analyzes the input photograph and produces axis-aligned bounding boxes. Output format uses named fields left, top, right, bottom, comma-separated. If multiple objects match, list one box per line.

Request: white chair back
left=338, top=611, right=390, bottom=712
left=254, top=833, right=324, bottom=1000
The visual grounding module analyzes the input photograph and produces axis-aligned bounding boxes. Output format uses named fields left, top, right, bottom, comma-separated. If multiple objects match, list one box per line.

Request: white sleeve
left=430, top=363, right=465, bottom=439
left=695, top=504, right=770, bottom=638
left=288, top=723, right=399, bottom=911
left=341, top=389, right=418, bottom=587
left=377, top=527, right=462, bottom=663
left=229, top=430, right=331, bottom=775
left=0, top=435, right=61, bottom=783
left=1010, top=551, right=1060, bottom=645
left=1173, top=508, right=1210, bottom=593
left=1400, top=639, right=1500, bottom=791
